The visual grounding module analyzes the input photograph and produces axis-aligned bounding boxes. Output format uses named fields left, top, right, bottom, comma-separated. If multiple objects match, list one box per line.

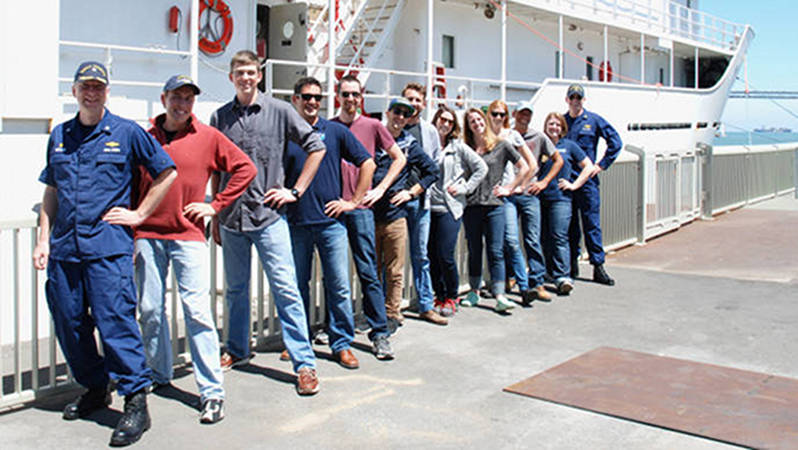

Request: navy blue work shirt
left=372, top=129, right=439, bottom=223
left=564, top=108, right=623, bottom=183
left=540, top=138, right=587, bottom=202
left=39, top=110, right=175, bottom=262
left=285, top=117, right=371, bottom=227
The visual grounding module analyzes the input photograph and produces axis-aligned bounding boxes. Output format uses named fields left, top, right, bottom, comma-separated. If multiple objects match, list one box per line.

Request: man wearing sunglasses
left=400, top=83, right=442, bottom=320
left=373, top=99, right=444, bottom=329
left=563, top=83, right=622, bottom=286
left=284, top=77, right=377, bottom=369
left=333, top=75, right=406, bottom=349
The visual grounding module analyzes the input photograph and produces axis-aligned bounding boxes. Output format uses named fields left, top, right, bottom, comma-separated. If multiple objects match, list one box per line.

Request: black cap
left=163, top=75, right=201, bottom=95
left=74, top=61, right=109, bottom=85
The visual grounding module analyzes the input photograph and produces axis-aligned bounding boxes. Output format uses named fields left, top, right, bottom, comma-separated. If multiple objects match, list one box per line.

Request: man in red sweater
left=134, top=75, right=256, bottom=424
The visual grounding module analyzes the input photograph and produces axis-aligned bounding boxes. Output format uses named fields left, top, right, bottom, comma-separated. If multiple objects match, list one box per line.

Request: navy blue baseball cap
left=567, top=83, right=585, bottom=98
left=163, top=75, right=201, bottom=95
left=74, top=61, right=109, bottom=85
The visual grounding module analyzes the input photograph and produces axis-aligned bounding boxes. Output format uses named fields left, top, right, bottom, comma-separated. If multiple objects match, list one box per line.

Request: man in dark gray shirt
left=210, top=50, right=325, bottom=396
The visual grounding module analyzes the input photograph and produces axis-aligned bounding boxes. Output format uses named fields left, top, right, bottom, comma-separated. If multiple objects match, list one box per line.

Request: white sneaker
left=495, top=294, right=515, bottom=312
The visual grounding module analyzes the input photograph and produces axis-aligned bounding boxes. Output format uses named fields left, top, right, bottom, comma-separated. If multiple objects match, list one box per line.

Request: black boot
left=109, top=389, right=150, bottom=447
left=63, top=387, right=111, bottom=420
left=593, top=264, right=615, bottom=286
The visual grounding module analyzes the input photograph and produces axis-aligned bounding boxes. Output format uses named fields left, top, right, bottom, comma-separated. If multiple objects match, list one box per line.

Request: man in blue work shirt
left=564, top=83, right=623, bottom=286
left=32, top=61, right=177, bottom=447
left=284, top=77, right=383, bottom=367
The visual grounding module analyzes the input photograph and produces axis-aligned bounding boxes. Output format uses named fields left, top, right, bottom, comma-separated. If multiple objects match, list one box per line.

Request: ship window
left=586, top=57, right=594, bottom=81
left=442, top=35, right=455, bottom=68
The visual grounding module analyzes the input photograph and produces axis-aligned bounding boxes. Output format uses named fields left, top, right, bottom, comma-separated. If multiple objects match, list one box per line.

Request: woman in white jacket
left=427, top=106, right=488, bottom=317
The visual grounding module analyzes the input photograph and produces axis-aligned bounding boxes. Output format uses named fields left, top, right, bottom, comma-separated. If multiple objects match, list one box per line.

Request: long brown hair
left=432, top=105, right=461, bottom=144
left=463, top=108, right=499, bottom=152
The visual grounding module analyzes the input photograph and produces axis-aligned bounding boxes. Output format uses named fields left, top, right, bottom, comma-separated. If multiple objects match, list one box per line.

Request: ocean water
left=714, top=131, right=798, bottom=146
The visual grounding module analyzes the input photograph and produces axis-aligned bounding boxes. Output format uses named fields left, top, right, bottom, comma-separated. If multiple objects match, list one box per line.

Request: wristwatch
left=290, top=188, right=301, bottom=199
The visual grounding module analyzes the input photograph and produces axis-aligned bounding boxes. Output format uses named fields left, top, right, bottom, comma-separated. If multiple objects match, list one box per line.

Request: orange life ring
left=199, top=0, right=234, bottom=56
left=599, top=60, right=613, bottom=82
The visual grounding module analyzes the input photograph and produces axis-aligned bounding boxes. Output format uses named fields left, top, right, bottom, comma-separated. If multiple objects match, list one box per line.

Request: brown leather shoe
left=279, top=350, right=290, bottom=361
left=420, top=309, right=448, bottom=326
left=296, top=367, right=320, bottom=395
left=335, top=349, right=359, bottom=369
left=220, top=351, right=251, bottom=372
left=534, top=285, right=552, bottom=302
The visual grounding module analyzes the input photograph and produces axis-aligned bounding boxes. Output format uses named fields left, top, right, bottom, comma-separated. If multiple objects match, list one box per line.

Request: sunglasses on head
left=391, top=108, right=414, bottom=118
left=340, top=91, right=361, bottom=98
left=490, top=111, right=507, bottom=118
left=300, top=93, right=323, bottom=102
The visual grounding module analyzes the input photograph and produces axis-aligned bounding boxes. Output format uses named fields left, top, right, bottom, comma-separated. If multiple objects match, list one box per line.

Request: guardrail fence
left=2, top=142, right=796, bottom=410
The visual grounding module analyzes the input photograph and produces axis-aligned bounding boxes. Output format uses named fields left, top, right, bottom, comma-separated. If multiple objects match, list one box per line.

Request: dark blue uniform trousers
left=569, top=181, right=606, bottom=266
left=46, top=254, right=151, bottom=396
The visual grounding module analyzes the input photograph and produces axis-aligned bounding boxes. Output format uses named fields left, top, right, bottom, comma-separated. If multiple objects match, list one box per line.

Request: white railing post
left=558, top=15, right=564, bottom=79
left=501, top=0, right=507, bottom=102
left=640, top=33, right=645, bottom=84
left=426, top=0, right=434, bottom=117
left=191, top=0, right=199, bottom=82
left=603, top=25, right=608, bottom=83
left=694, top=46, right=699, bottom=89
left=327, top=0, right=336, bottom=118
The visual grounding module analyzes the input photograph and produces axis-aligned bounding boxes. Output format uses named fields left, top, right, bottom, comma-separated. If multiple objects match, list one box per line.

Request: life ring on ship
left=198, top=0, right=234, bottom=56
left=598, top=60, right=613, bottom=82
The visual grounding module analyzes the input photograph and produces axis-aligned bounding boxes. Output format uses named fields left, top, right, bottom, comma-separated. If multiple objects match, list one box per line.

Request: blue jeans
left=570, top=180, right=606, bottom=265
left=404, top=199, right=435, bottom=313
left=541, top=198, right=573, bottom=285
left=290, top=222, right=354, bottom=353
left=504, top=194, right=546, bottom=289
left=135, top=239, right=224, bottom=402
left=463, top=205, right=506, bottom=295
left=342, top=208, right=389, bottom=340
left=428, top=210, right=462, bottom=299
left=220, top=217, right=315, bottom=372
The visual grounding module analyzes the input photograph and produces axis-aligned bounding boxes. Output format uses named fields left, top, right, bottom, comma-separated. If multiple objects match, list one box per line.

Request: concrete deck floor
left=2, top=196, right=797, bottom=449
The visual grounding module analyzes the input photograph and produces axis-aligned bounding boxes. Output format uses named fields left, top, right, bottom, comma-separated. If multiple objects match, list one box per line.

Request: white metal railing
left=534, top=0, right=743, bottom=52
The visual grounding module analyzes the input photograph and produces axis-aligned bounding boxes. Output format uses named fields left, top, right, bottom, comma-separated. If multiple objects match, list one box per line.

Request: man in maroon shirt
left=134, top=75, right=256, bottom=424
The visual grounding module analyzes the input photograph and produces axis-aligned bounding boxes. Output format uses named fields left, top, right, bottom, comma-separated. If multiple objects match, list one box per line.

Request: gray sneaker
left=372, top=336, right=395, bottom=360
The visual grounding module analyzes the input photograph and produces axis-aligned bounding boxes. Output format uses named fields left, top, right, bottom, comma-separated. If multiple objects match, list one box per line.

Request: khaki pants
left=375, top=217, right=407, bottom=321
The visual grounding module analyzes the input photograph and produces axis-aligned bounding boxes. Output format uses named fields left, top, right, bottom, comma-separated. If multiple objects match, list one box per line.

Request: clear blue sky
left=701, top=0, right=798, bottom=129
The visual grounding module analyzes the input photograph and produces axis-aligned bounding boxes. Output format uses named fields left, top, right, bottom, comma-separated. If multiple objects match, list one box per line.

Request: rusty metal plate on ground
left=505, top=347, right=798, bottom=449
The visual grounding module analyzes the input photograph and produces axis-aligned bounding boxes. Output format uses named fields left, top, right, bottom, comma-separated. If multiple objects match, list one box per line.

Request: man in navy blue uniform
left=564, top=83, right=622, bottom=286
left=32, top=62, right=177, bottom=447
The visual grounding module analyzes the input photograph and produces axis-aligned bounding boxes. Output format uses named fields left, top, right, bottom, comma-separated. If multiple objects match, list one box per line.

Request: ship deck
left=1, top=196, right=797, bottom=449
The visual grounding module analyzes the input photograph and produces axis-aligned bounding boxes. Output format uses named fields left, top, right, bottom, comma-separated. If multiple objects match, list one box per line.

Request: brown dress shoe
left=296, top=367, right=320, bottom=395
left=279, top=349, right=291, bottom=361
left=534, top=285, right=552, bottom=302
left=335, top=349, right=359, bottom=369
left=420, top=309, right=448, bottom=326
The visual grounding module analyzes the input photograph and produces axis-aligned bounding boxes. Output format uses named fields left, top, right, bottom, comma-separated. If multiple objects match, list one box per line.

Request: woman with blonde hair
left=427, top=106, right=487, bottom=316
left=460, top=108, right=529, bottom=312
left=541, top=112, right=593, bottom=294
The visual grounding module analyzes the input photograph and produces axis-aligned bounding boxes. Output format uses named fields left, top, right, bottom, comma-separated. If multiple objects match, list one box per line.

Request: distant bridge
left=729, top=90, right=798, bottom=99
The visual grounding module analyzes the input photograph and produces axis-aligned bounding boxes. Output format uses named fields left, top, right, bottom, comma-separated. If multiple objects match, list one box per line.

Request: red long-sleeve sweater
left=134, top=114, right=256, bottom=242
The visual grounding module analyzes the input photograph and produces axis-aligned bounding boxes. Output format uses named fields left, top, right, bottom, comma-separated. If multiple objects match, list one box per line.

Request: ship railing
left=529, top=0, right=743, bottom=52
left=262, top=59, right=541, bottom=116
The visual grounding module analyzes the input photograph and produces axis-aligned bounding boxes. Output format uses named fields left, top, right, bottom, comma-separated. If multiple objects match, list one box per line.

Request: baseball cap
left=74, top=61, right=109, bottom=85
left=388, top=98, right=415, bottom=115
left=163, top=75, right=201, bottom=95
left=516, top=100, right=534, bottom=113
left=567, top=83, right=585, bottom=98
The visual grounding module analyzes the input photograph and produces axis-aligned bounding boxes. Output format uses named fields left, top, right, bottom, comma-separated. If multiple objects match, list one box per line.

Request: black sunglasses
left=340, top=91, right=361, bottom=98
left=391, top=108, right=414, bottom=118
left=569, top=95, right=583, bottom=100
left=300, top=93, right=323, bottom=102
left=490, top=111, right=507, bottom=118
